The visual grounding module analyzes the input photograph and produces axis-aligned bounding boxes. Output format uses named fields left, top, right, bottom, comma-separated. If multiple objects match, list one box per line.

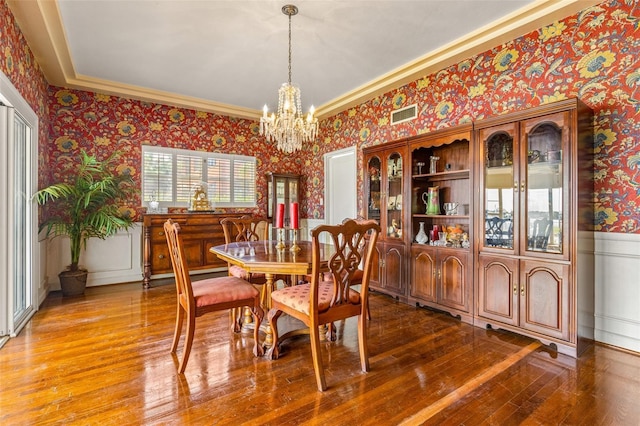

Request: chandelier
left=260, top=4, right=318, bottom=153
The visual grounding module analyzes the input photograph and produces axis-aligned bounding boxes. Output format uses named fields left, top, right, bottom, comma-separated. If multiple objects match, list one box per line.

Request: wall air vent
left=390, top=104, right=418, bottom=125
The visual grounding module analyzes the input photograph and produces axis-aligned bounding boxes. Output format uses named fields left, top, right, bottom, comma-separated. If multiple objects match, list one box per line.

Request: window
left=142, top=146, right=256, bottom=208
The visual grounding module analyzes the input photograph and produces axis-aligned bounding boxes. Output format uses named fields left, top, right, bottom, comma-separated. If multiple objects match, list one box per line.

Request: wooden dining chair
left=220, top=215, right=272, bottom=326
left=298, top=217, right=374, bottom=320
left=267, top=219, right=380, bottom=391
left=220, top=215, right=285, bottom=306
left=164, top=219, right=264, bottom=374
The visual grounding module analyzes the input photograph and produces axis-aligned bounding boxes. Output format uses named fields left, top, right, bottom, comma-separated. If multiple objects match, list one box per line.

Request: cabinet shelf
left=413, top=214, right=469, bottom=219
left=411, top=243, right=470, bottom=251
left=412, top=169, right=469, bottom=181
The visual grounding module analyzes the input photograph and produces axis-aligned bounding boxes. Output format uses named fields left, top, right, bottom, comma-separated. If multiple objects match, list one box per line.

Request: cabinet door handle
left=514, top=180, right=518, bottom=191
left=513, top=284, right=517, bottom=294
left=521, top=181, right=525, bottom=192
left=437, top=269, right=441, bottom=279
left=158, top=254, right=165, bottom=259
left=520, top=285, right=525, bottom=297
left=158, top=231, right=164, bottom=236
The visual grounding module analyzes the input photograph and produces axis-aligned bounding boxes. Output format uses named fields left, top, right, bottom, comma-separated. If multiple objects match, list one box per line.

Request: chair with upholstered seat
left=164, top=219, right=264, bottom=374
left=266, top=219, right=380, bottom=391
left=220, top=215, right=270, bottom=285
left=299, top=217, right=375, bottom=321
left=220, top=215, right=291, bottom=303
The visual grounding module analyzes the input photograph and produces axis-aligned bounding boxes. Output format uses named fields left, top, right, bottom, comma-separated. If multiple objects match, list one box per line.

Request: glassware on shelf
left=443, top=202, right=459, bottom=215
left=415, top=222, right=428, bottom=244
left=429, top=156, right=439, bottom=174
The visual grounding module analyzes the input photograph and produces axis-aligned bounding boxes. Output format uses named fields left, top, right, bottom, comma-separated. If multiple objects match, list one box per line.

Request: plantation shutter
left=206, top=157, right=231, bottom=204
left=141, top=146, right=256, bottom=208
left=233, top=157, right=256, bottom=205
left=142, top=151, right=173, bottom=202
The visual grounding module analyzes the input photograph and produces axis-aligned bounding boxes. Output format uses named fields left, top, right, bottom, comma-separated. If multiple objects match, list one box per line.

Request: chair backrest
left=343, top=217, right=378, bottom=271
left=310, top=219, right=380, bottom=314
left=220, top=215, right=269, bottom=244
left=164, top=219, right=194, bottom=305
left=485, top=217, right=512, bottom=247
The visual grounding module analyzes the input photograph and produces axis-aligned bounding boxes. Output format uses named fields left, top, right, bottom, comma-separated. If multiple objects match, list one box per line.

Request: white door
left=0, top=72, right=39, bottom=348
left=324, top=147, right=357, bottom=226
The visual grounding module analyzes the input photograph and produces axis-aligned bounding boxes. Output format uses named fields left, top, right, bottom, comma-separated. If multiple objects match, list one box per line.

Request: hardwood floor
left=1, top=280, right=639, bottom=425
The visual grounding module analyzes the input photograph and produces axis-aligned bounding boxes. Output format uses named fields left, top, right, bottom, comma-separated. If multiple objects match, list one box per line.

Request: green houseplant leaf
left=34, top=150, right=138, bottom=272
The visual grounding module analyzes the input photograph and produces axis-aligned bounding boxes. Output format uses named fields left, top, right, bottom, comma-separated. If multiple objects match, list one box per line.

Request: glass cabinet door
left=288, top=179, right=298, bottom=204
left=482, top=127, right=516, bottom=250
left=523, top=113, right=567, bottom=255
left=266, top=173, right=300, bottom=228
left=386, top=151, right=403, bottom=239
left=367, top=156, right=381, bottom=222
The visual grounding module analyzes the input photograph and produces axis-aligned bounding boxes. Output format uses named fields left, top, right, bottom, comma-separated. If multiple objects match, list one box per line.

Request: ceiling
left=8, top=0, right=598, bottom=120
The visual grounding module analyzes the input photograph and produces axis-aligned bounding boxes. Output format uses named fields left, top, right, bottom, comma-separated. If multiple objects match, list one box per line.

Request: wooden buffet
left=364, top=98, right=594, bottom=357
left=142, top=213, right=242, bottom=288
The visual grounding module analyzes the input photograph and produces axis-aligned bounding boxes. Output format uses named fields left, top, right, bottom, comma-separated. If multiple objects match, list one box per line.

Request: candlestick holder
left=275, top=228, right=286, bottom=250
left=290, top=228, right=301, bottom=252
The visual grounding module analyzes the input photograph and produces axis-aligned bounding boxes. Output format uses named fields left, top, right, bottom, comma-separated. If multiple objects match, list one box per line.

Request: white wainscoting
left=43, top=223, right=143, bottom=291
left=594, top=232, right=640, bottom=353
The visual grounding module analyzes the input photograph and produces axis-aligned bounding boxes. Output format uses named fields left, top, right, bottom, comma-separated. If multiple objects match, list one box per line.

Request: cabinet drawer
left=150, top=243, right=172, bottom=273
left=150, top=226, right=223, bottom=243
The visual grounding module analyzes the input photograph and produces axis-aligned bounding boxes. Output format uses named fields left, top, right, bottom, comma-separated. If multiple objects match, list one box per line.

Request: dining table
left=210, top=239, right=334, bottom=347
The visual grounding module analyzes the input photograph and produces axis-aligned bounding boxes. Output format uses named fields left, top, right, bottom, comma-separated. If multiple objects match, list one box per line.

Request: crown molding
left=314, top=0, right=602, bottom=119
left=7, top=0, right=602, bottom=121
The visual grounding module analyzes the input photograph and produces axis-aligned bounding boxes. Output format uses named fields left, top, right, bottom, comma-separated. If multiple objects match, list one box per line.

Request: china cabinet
left=364, top=141, right=408, bottom=299
left=266, top=173, right=300, bottom=229
left=474, top=98, right=594, bottom=357
left=407, top=125, right=474, bottom=323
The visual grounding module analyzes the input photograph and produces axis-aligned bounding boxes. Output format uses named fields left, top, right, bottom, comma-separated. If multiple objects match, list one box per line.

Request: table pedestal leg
left=264, top=272, right=275, bottom=348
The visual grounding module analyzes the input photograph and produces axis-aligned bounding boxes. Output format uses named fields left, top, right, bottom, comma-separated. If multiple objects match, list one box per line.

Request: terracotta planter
left=58, top=269, right=88, bottom=297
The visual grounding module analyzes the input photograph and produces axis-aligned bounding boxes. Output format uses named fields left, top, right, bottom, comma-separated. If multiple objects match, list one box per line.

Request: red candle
left=276, top=203, right=284, bottom=228
left=290, top=202, right=299, bottom=229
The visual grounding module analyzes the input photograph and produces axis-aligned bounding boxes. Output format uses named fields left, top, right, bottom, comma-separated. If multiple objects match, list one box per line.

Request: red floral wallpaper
left=3, top=0, right=640, bottom=232
left=0, top=0, right=51, bottom=186
left=47, top=88, right=305, bottom=220
left=304, top=0, right=640, bottom=233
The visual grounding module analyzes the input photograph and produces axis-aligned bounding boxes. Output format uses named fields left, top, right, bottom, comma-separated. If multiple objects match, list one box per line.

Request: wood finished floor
left=1, top=280, right=639, bottom=425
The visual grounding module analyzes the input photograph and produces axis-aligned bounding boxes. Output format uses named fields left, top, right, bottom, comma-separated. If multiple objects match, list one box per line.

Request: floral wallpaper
left=47, top=88, right=305, bottom=221
left=0, top=0, right=51, bottom=187
left=3, top=0, right=640, bottom=232
left=300, top=0, right=640, bottom=233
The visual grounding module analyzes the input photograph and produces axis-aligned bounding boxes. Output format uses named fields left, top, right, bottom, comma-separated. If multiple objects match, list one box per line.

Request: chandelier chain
left=288, top=10, right=292, bottom=85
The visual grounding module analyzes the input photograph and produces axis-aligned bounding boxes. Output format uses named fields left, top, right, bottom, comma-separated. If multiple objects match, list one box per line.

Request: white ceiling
left=8, top=0, right=599, bottom=119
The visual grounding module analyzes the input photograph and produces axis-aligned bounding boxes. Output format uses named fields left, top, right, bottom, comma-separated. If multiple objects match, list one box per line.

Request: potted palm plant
left=34, top=150, right=138, bottom=296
